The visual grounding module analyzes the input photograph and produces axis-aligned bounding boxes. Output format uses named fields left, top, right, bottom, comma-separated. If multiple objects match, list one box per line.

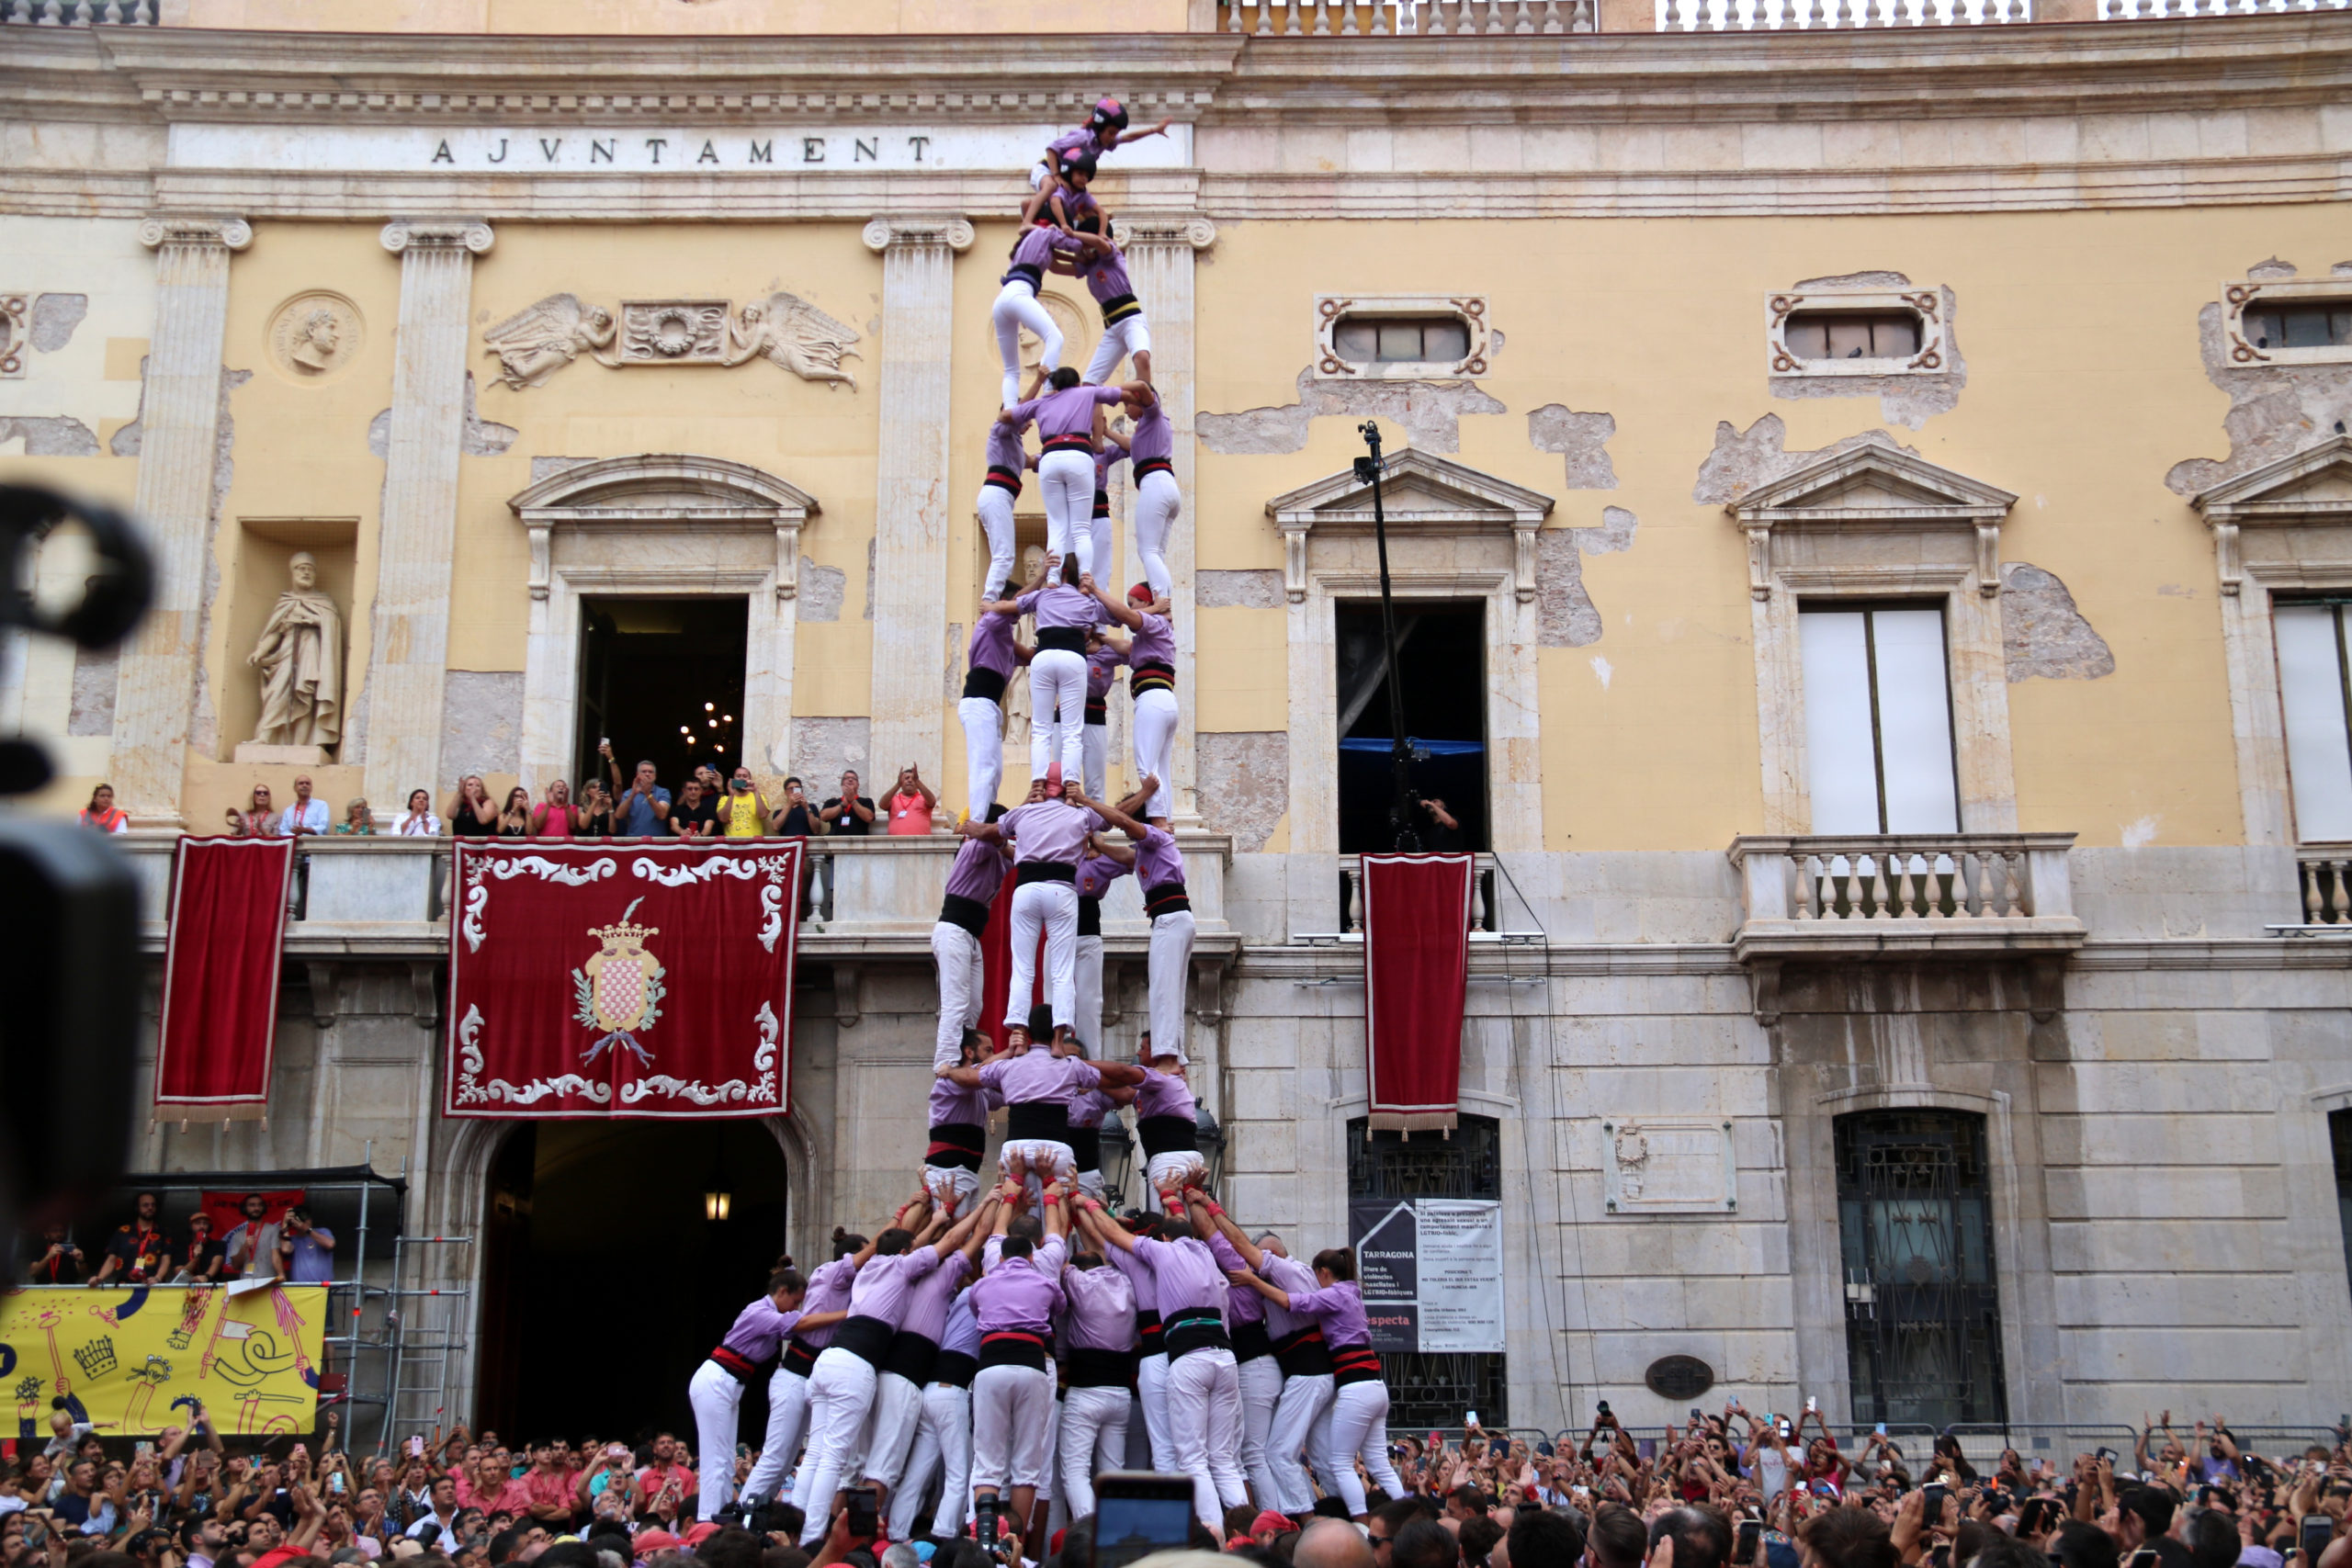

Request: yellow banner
left=3, top=1284, right=326, bottom=1438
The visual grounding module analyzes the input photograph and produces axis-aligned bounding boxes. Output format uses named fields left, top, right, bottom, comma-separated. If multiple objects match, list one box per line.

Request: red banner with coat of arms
left=443, top=840, right=802, bottom=1119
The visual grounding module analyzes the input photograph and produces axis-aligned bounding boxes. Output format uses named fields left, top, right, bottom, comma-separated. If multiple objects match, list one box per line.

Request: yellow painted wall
left=175, top=0, right=1192, bottom=34
left=1189, top=209, right=2329, bottom=851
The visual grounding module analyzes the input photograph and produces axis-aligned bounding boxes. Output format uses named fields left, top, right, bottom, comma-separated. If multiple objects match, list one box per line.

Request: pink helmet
left=1090, top=96, right=1129, bottom=134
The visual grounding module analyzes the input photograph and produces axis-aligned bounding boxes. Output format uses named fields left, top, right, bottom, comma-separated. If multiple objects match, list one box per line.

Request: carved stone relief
left=267, top=291, right=365, bottom=382
left=0, top=294, right=25, bottom=378
left=482, top=291, right=861, bottom=390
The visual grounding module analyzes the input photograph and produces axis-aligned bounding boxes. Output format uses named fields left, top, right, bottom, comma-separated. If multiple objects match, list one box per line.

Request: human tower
left=684, top=99, right=1400, bottom=1553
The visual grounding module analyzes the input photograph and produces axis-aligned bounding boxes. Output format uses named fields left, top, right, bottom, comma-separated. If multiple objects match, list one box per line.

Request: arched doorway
left=478, top=1121, right=790, bottom=1443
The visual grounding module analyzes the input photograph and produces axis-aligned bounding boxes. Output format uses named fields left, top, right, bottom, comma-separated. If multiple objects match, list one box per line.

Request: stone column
left=859, top=216, right=974, bottom=788
left=1122, top=216, right=1216, bottom=823
left=108, top=214, right=251, bottom=825
left=363, top=219, right=493, bottom=811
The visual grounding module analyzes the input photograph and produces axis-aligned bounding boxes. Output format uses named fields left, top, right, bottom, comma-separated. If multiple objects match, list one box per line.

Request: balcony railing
left=1658, top=0, right=2026, bottom=24
left=1726, top=832, right=2085, bottom=964
left=2294, top=846, right=2352, bottom=927
left=1327, top=854, right=1533, bottom=938
left=1224, top=0, right=1595, bottom=32
left=0, top=1, right=158, bottom=20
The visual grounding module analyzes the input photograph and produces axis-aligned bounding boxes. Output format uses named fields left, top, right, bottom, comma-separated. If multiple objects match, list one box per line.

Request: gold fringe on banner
left=1367, top=1111, right=1459, bottom=1135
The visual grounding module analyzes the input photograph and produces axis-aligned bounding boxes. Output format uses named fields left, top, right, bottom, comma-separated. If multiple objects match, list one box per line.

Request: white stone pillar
left=363, top=219, right=493, bottom=811
left=1122, top=216, right=1216, bottom=823
left=108, top=214, right=251, bottom=825
left=859, top=216, right=974, bottom=789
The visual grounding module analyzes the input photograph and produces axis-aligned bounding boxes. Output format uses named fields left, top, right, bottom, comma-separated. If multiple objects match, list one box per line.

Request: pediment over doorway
left=1264, top=448, right=1555, bottom=602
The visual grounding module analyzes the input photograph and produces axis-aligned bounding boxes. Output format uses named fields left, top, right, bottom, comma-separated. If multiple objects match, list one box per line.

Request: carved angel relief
left=483, top=291, right=862, bottom=391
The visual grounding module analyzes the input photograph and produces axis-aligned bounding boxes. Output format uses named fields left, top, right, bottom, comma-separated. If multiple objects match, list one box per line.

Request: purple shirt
left=1125, top=610, right=1174, bottom=669
left=1061, top=1259, right=1138, bottom=1352
left=1284, top=1278, right=1372, bottom=1348
left=1084, top=246, right=1134, bottom=305
left=1086, top=642, right=1122, bottom=703
left=718, top=1299, right=804, bottom=1362
left=969, top=608, right=1021, bottom=681
left=945, top=834, right=1012, bottom=903
left=1001, top=797, right=1100, bottom=865
left=1019, top=581, right=1100, bottom=634
left=1259, top=1251, right=1317, bottom=1343
left=1007, top=222, right=1077, bottom=276
left=898, top=1251, right=973, bottom=1345
left=940, top=1292, right=982, bottom=1360
left=1049, top=127, right=1102, bottom=163
left=1128, top=399, right=1171, bottom=466
left=1094, top=445, right=1126, bottom=492
left=930, top=1071, right=995, bottom=1128
left=796, top=1256, right=858, bottom=1350
left=975, top=1234, right=1068, bottom=1334
left=1135, top=1066, right=1196, bottom=1122
left=1133, top=825, right=1184, bottom=892
left=1105, top=1240, right=1158, bottom=1342
left=1133, top=1234, right=1231, bottom=1322
left=1077, top=850, right=1131, bottom=900
left=846, top=1248, right=942, bottom=1332
left=1199, top=1232, right=1262, bottom=1326
left=1008, top=384, right=1125, bottom=443
left=980, top=1048, right=1103, bottom=1108
left=1068, top=1086, right=1115, bottom=1134
left=986, top=421, right=1029, bottom=475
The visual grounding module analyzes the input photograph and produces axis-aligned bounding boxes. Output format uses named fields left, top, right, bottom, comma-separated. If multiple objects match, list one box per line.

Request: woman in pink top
left=529, top=779, right=579, bottom=838
left=886, top=765, right=937, bottom=835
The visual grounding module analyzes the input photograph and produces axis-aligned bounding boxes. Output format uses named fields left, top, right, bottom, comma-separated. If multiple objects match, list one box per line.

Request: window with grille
left=2274, top=600, right=2352, bottom=842
left=1834, top=1111, right=2007, bottom=1430
left=2244, top=303, right=2352, bottom=352
left=1346, top=1113, right=1506, bottom=1426
left=1799, top=603, right=1962, bottom=834
left=1781, top=310, right=1923, bottom=362
left=1331, top=314, right=1474, bottom=367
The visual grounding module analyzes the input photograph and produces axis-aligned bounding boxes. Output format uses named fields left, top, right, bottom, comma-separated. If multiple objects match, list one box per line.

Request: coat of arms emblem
left=572, top=897, right=666, bottom=1065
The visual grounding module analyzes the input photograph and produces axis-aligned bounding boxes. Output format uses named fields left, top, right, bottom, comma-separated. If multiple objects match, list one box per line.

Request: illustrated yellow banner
left=4, top=1284, right=326, bottom=1438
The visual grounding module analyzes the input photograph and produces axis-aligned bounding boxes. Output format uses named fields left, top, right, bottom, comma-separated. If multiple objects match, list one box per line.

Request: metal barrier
left=1943, top=1424, right=2150, bottom=1469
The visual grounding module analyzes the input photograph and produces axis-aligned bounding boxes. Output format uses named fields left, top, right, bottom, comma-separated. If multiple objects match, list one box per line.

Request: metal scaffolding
left=379, top=1233, right=475, bottom=1451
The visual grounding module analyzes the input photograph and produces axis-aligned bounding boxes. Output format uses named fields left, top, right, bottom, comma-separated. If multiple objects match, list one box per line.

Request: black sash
left=1273, top=1325, right=1332, bottom=1380
left=1134, top=457, right=1172, bottom=480
left=1069, top=1120, right=1102, bottom=1173
left=1231, top=1320, right=1274, bottom=1363
left=1135, top=1308, right=1163, bottom=1354
left=710, top=1345, right=767, bottom=1383
left=1067, top=1347, right=1136, bottom=1387
left=1144, top=881, right=1192, bottom=918
left=1041, top=433, right=1093, bottom=456
left=1099, top=292, right=1142, bottom=327
left=940, top=892, right=992, bottom=937
left=985, top=465, right=1023, bottom=496
left=1137, top=1112, right=1195, bottom=1159
left=1091, top=489, right=1110, bottom=519
left=1084, top=697, right=1108, bottom=725
left=1006, top=1101, right=1072, bottom=1143
left=1331, top=1340, right=1384, bottom=1388
left=881, top=1330, right=940, bottom=1386
left=927, top=1122, right=984, bottom=1171
left=962, top=667, right=1007, bottom=704
left=832, top=1315, right=895, bottom=1368
left=1078, top=895, right=1102, bottom=938
left=1164, top=1307, right=1230, bottom=1360
left=1017, top=860, right=1077, bottom=886
left=782, top=1337, right=821, bottom=1378
left=979, top=1331, right=1049, bottom=1371
left=1035, top=626, right=1087, bottom=654
left=1130, top=660, right=1175, bottom=697
left=1001, top=263, right=1043, bottom=289
left=933, top=1349, right=978, bottom=1389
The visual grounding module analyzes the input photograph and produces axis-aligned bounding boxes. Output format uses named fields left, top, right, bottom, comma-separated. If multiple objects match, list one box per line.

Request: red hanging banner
left=444, top=840, right=802, bottom=1119
left=154, top=836, right=296, bottom=1121
left=1361, top=852, right=1476, bottom=1134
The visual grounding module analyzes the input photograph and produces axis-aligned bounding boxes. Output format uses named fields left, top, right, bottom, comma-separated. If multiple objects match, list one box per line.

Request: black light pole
left=1355, top=421, right=1421, bottom=852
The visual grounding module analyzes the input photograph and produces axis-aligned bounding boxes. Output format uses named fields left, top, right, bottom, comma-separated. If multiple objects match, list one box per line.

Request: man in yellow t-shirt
left=718, top=766, right=775, bottom=838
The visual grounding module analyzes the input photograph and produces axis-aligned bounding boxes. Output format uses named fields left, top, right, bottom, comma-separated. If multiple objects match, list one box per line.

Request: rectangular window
left=1335, top=601, right=1487, bottom=853
left=1783, top=310, right=1922, bottom=361
left=2275, top=602, right=2352, bottom=842
left=1799, top=604, right=1960, bottom=834
left=1333, top=314, right=1473, bottom=366
left=2244, top=305, right=2352, bottom=352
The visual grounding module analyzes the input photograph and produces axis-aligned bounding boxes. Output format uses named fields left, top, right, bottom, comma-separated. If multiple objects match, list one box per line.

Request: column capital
left=861, top=215, right=975, bottom=254
left=380, top=219, right=495, bottom=256
left=138, top=214, right=252, bottom=253
left=1120, top=213, right=1217, bottom=252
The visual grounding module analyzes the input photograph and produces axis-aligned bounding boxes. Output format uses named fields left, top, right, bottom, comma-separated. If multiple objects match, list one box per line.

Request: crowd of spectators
left=21, top=1192, right=334, bottom=1289
left=6, top=1399, right=2346, bottom=1568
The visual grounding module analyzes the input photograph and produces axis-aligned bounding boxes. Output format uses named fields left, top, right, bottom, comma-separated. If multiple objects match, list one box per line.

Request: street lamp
left=1194, top=1106, right=1227, bottom=1195
left=1099, top=1116, right=1137, bottom=1212
left=703, top=1188, right=731, bottom=1222
left=1354, top=421, right=1422, bottom=852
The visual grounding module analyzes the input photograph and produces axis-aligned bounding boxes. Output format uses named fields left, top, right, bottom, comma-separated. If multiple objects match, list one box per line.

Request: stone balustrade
left=0, top=0, right=155, bottom=19
left=1657, top=0, right=2026, bottom=23
left=1329, top=852, right=1531, bottom=937
left=1224, top=0, right=1596, bottom=32
left=1725, top=832, right=2086, bottom=964
left=2294, top=846, right=2352, bottom=926
left=116, top=831, right=1234, bottom=959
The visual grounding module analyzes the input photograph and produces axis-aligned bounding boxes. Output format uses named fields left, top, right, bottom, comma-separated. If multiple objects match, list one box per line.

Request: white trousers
left=993, top=281, right=1062, bottom=408
left=971, top=1362, right=1056, bottom=1493
left=1005, top=878, right=1079, bottom=1030
left=1148, top=907, right=1195, bottom=1066
left=932, top=919, right=986, bottom=1067
left=795, top=1348, right=880, bottom=1540
left=1322, top=1379, right=1401, bottom=1517
left=922, top=1163, right=979, bottom=1211
left=1266, top=1371, right=1335, bottom=1515
left=1092, top=509, right=1115, bottom=595
left=1037, top=449, right=1097, bottom=580
left=977, top=481, right=1019, bottom=600
left=1136, top=1349, right=1174, bottom=1471
left=1057, top=1383, right=1130, bottom=1519
left=1076, top=931, right=1104, bottom=1056
left=1148, top=1149, right=1207, bottom=1190
left=1133, top=468, right=1181, bottom=600
left=689, top=1360, right=746, bottom=1522
left=1081, top=721, right=1108, bottom=803
left=1001, top=1136, right=1076, bottom=1183
left=959, top=695, right=1005, bottom=820
left=1084, top=312, right=1152, bottom=385
left=1237, top=1354, right=1283, bottom=1510
left=888, top=1382, right=973, bottom=1540
left=1133, top=687, right=1178, bottom=819
left=741, top=1364, right=812, bottom=1503
left=1027, top=647, right=1088, bottom=788
left=1166, top=1347, right=1249, bottom=1534
left=864, top=1370, right=927, bottom=1495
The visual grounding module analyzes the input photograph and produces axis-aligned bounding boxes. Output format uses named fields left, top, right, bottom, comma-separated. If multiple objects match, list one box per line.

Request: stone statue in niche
left=243, top=552, right=344, bottom=754
left=481, top=293, right=618, bottom=389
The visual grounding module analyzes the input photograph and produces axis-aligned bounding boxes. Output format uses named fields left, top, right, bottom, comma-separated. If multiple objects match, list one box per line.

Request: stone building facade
left=5, top=0, right=2352, bottom=1444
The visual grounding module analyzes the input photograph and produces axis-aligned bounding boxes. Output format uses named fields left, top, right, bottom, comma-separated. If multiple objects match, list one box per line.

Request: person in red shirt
left=522, top=1446, right=575, bottom=1528
left=636, top=1434, right=697, bottom=1503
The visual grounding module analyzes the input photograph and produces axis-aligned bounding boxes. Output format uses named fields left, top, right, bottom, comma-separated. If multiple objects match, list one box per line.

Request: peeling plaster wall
left=799, top=555, right=848, bottom=622
left=1692, top=414, right=1909, bottom=506
left=29, top=294, right=88, bottom=355
left=791, top=716, right=873, bottom=795
left=1198, top=730, right=1288, bottom=852
left=438, top=669, right=526, bottom=779
left=1199, top=365, right=1506, bottom=456
left=0, top=415, right=100, bottom=457
left=2003, top=562, right=2115, bottom=682
left=1537, top=506, right=1640, bottom=649
left=1527, top=405, right=1619, bottom=491
left=2165, top=271, right=2352, bottom=496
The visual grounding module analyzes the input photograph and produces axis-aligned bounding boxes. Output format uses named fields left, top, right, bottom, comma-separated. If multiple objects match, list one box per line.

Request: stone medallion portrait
left=267, top=291, right=364, bottom=381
